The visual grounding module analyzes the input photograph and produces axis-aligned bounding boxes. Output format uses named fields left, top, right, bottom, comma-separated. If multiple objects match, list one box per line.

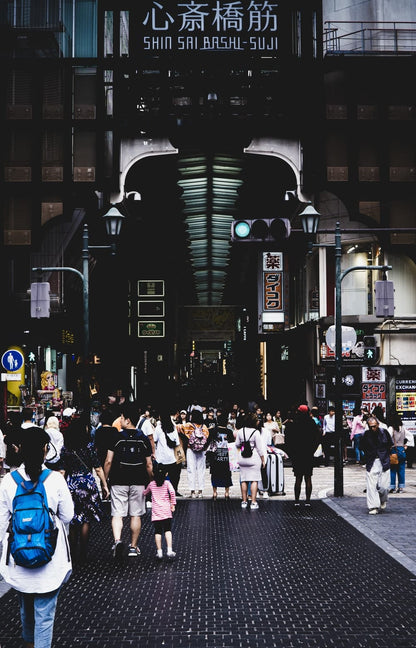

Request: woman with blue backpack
left=0, top=425, right=74, bottom=648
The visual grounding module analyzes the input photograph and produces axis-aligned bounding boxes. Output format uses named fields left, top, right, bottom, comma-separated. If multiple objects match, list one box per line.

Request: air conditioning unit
left=74, top=105, right=96, bottom=119
left=43, top=104, right=64, bottom=119
left=359, top=201, right=380, bottom=221
left=73, top=166, right=95, bottom=182
left=4, top=166, right=31, bottom=182
left=7, top=104, right=32, bottom=119
left=388, top=105, right=415, bottom=120
left=327, top=166, right=349, bottom=182
left=357, top=105, right=377, bottom=120
left=42, top=166, right=64, bottom=182
left=358, top=167, right=380, bottom=182
left=326, top=104, right=347, bottom=119
left=41, top=202, right=63, bottom=224
left=389, top=167, right=416, bottom=182
left=4, top=230, right=31, bottom=245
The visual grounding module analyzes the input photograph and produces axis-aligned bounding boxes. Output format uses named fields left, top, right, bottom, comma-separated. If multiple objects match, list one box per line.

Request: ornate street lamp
left=299, top=204, right=320, bottom=236
left=102, top=205, right=125, bottom=239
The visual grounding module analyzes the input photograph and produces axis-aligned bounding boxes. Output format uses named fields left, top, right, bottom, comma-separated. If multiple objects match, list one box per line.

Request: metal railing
left=324, top=21, right=416, bottom=55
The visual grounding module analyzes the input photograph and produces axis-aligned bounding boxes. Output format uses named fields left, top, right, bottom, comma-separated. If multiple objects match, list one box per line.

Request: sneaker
left=380, top=501, right=387, bottom=510
left=241, top=501, right=248, bottom=508
left=128, top=545, right=141, bottom=557
left=167, top=551, right=176, bottom=560
left=389, top=489, right=395, bottom=493
left=368, top=508, right=379, bottom=515
left=250, top=501, right=259, bottom=510
left=294, top=502, right=300, bottom=508
left=112, top=540, right=124, bottom=559
left=261, top=492, right=269, bottom=499
left=156, top=550, right=163, bottom=560
left=397, top=488, right=404, bottom=494
left=198, top=491, right=203, bottom=498
left=305, top=502, right=311, bottom=507
left=191, top=491, right=196, bottom=499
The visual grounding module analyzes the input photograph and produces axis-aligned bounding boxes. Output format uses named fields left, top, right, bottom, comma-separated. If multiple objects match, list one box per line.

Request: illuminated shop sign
left=138, top=0, right=279, bottom=53
left=258, top=252, right=286, bottom=333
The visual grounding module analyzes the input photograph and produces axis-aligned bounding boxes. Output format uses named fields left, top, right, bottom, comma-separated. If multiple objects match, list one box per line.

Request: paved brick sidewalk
left=1, top=462, right=416, bottom=647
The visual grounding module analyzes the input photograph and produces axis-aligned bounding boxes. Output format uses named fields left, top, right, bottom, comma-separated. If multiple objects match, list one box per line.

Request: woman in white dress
left=235, top=412, right=266, bottom=510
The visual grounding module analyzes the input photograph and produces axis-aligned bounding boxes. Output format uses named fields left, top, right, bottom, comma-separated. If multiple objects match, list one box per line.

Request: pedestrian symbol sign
left=1, top=349, right=24, bottom=372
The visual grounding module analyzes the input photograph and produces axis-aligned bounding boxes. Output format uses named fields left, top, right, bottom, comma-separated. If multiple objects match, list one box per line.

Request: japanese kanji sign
left=263, top=272, right=282, bottom=311
left=361, top=383, right=386, bottom=400
left=138, top=0, right=279, bottom=53
left=263, top=252, right=283, bottom=311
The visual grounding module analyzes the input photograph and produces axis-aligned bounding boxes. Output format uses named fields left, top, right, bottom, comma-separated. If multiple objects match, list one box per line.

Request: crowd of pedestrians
left=0, top=395, right=413, bottom=646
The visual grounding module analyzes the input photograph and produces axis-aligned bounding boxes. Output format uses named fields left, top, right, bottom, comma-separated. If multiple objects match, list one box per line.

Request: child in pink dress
left=143, top=465, right=177, bottom=559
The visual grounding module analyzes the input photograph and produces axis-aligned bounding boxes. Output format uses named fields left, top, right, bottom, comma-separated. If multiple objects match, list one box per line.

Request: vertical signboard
left=361, top=366, right=386, bottom=415
left=258, top=252, right=285, bottom=333
left=137, top=280, right=165, bottom=338
left=396, top=378, right=416, bottom=435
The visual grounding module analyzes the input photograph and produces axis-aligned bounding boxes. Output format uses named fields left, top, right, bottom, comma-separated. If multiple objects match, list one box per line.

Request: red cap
left=297, top=404, right=309, bottom=413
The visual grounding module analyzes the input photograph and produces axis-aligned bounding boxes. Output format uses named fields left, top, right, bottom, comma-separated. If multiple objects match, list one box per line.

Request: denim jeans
left=390, top=447, right=406, bottom=489
left=17, top=588, right=60, bottom=648
left=353, top=434, right=364, bottom=462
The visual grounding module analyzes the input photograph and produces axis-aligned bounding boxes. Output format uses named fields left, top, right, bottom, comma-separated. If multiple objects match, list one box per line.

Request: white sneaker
left=250, top=501, right=259, bottom=510
left=380, top=501, right=387, bottom=510
left=368, top=508, right=379, bottom=515
left=167, top=550, right=176, bottom=560
left=241, top=501, right=248, bottom=508
left=198, top=491, right=203, bottom=498
left=261, top=492, right=269, bottom=499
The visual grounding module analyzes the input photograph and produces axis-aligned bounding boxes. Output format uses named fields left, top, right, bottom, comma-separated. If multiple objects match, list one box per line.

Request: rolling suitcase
left=267, top=450, right=285, bottom=495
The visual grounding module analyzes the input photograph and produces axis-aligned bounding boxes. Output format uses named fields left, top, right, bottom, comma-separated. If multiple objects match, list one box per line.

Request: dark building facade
left=1, top=0, right=416, bottom=429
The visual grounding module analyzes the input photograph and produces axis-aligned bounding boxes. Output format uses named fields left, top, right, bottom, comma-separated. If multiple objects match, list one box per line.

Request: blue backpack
left=7, top=469, right=58, bottom=569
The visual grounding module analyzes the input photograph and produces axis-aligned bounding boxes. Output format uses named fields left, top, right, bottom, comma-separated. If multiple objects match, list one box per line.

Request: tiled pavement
left=1, top=463, right=416, bottom=647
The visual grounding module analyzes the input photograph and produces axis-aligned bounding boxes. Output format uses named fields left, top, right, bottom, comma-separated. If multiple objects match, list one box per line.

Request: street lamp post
left=300, top=208, right=392, bottom=497
left=32, top=206, right=125, bottom=408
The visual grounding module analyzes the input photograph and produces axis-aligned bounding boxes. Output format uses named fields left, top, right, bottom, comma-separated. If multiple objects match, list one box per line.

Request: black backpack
left=241, top=428, right=254, bottom=458
left=114, top=429, right=149, bottom=468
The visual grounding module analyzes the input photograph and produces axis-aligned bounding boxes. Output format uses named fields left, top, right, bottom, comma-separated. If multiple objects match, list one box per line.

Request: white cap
left=63, top=407, right=76, bottom=417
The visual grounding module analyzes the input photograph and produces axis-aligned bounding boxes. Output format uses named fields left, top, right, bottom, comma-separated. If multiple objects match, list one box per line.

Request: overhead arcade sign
left=138, top=0, right=279, bottom=53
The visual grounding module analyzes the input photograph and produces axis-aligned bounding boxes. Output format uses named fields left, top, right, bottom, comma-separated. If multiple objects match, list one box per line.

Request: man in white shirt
left=137, top=408, right=156, bottom=456
left=322, top=405, right=336, bottom=467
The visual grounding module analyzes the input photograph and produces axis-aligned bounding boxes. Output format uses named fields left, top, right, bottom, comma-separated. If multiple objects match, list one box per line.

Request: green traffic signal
left=234, top=220, right=251, bottom=238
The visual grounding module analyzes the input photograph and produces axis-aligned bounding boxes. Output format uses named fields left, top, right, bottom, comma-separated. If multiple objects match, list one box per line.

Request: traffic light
left=30, top=282, right=50, bottom=318
left=374, top=280, right=394, bottom=317
left=363, top=336, right=379, bottom=363
left=231, top=218, right=291, bottom=242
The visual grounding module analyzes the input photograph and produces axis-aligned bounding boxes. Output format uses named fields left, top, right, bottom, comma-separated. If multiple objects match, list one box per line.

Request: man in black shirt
left=104, top=402, right=153, bottom=559
left=361, top=415, right=393, bottom=515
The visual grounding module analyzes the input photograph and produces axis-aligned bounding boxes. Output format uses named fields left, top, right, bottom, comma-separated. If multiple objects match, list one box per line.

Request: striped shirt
left=143, top=480, right=176, bottom=521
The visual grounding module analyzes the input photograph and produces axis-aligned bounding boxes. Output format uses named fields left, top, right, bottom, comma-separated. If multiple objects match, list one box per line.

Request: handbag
left=390, top=449, right=399, bottom=465
left=314, top=443, right=323, bottom=458
left=174, top=442, right=186, bottom=464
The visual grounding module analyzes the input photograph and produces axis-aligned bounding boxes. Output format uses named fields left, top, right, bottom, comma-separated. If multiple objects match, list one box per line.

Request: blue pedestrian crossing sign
left=1, top=349, right=24, bottom=372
